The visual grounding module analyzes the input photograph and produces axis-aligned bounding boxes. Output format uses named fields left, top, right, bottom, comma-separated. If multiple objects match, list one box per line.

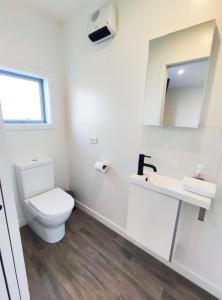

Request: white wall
left=0, top=111, right=30, bottom=300
left=64, top=0, right=144, bottom=229
left=0, top=0, right=70, bottom=225
left=64, top=0, right=222, bottom=298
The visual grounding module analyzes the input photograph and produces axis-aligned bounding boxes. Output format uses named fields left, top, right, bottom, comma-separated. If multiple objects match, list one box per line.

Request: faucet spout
left=144, top=163, right=157, bottom=173
left=137, top=154, right=157, bottom=175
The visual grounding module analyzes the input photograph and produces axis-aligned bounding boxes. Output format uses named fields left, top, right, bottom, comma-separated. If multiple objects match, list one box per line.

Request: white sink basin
left=130, top=172, right=211, bottom=209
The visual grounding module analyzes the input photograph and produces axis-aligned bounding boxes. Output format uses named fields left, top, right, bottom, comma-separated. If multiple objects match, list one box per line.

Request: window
left=0, top=69, right=47, bottom=124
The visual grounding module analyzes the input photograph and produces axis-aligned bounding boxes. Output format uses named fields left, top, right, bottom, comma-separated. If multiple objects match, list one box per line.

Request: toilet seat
left=27, top=188, right=75, bottom=218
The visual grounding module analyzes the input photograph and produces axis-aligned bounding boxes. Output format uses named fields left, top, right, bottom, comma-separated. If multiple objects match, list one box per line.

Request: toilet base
left=29, top=219, right=65, bottom=243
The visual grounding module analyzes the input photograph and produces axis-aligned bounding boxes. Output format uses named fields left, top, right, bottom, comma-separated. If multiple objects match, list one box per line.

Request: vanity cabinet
left=127, top=172, right=212, bottom=262
left=127, top=183, right=180, bottom=261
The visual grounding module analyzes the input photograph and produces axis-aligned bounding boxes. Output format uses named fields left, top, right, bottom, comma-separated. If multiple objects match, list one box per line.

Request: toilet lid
left=27, top=188, right=75, bottom=217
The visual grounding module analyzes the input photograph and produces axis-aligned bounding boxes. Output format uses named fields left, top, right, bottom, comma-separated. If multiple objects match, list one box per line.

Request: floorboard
left=20, top=209, right=218, bottom=300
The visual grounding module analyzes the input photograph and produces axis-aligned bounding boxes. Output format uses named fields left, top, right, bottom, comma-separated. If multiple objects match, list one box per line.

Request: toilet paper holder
left=94, top=161, right=110, bottom=173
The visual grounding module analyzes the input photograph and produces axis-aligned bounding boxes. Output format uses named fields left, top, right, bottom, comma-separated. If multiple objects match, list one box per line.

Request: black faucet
left=137, top=154, right=157, bottom=175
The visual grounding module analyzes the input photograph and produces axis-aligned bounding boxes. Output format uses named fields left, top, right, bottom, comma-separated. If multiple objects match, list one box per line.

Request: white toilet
left=15, top=158, right=75, bottom=243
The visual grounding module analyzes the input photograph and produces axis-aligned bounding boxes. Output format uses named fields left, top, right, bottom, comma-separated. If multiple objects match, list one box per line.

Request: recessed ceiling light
left=177, top=69, right=185, bottom=75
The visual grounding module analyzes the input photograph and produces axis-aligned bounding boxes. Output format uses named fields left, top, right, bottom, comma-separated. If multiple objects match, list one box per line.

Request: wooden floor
left=20, top=209, right=217, bottom=300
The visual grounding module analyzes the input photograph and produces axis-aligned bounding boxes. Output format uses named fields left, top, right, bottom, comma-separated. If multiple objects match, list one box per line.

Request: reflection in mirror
left=163, top=59, right=209, bottom=128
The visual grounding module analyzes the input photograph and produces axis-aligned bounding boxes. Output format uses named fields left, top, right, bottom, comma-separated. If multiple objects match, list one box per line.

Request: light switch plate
left=90, top=136, right=98, bottom=144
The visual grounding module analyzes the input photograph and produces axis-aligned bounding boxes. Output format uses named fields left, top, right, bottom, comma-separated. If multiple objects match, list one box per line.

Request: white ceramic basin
left=130, top=172, right=211, bottom=209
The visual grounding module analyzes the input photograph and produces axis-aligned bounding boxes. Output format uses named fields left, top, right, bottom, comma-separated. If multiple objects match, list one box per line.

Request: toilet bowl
left=15, top=158, right=75, bottom=243
left=26, top=188, right=74, bottom=243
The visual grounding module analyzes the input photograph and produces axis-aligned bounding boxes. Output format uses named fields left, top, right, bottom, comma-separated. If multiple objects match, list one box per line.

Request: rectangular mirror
left=163, top=59, right=209, bottom=128
left=143, top=21, right=216, bottom=128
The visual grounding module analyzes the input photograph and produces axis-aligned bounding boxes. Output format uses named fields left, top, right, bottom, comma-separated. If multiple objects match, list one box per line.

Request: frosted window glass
left=0, top=71, right=46, bottom=123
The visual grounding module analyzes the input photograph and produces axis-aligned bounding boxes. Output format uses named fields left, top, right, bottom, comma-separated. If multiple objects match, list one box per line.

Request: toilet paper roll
left=94, top=161, right=109, bottom=173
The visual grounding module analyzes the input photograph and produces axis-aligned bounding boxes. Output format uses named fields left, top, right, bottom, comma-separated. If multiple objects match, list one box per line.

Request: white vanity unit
left=129, top=19, right=217, bottom=262
left=127, top=173, right=212, bottom=261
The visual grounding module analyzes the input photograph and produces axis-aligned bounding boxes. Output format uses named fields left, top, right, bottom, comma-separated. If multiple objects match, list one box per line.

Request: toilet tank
left=15, top=158, right=55, bottom=200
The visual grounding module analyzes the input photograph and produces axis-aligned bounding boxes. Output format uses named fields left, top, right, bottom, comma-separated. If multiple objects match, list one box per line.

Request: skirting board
left=19, top=217, right=26, bottom=228
left=76, top=200, right=222, bottom=299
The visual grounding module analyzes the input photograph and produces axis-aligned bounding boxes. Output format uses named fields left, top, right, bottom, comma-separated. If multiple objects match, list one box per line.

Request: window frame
left=0, top=69, right=47, bottom=124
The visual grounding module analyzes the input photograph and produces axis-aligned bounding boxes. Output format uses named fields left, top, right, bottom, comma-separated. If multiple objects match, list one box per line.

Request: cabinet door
left=0, top=183, right=21, bottom=299
left=127, top=184, right=180, bottom=261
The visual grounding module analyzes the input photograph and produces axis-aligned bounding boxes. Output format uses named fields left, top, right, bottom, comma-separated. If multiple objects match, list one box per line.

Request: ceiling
left=168, top=59, right=209, bottom=88
left=22, top=0, right=91, bottom=22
